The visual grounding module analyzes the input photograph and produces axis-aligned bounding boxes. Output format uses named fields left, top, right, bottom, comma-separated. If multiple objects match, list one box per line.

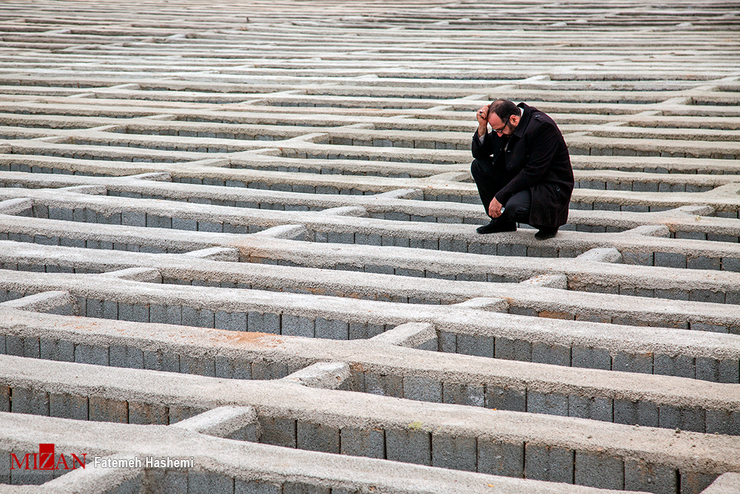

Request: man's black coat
left=471, top=102, right=574, bottom=228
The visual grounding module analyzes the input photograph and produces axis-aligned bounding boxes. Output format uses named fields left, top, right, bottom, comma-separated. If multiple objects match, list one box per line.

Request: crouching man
left=471, top=99, right=574, bottom=240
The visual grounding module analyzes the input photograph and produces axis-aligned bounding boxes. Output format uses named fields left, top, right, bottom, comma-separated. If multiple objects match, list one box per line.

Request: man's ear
left=509, top=114, right=520, bottom=126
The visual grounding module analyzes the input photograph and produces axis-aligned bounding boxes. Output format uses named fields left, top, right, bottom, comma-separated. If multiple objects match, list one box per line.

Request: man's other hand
left=488, top=197, right=504, bottom=218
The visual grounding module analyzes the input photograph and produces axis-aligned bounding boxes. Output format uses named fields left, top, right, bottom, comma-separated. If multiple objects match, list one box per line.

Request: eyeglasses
left=491, top=116, right=510, bottom=134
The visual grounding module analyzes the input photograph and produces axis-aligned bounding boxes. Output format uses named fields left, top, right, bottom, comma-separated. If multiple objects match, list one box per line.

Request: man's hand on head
left=476, top=105, right=489, bottom=137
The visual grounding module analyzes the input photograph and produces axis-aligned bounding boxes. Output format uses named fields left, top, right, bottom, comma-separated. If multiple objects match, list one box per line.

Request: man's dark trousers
left=471, top=157, right=531, bottom=225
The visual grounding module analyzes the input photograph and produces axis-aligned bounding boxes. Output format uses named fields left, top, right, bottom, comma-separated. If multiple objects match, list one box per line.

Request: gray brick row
left=570, top=200, right=735, bottom=216
left=5, top=385, right=207, bottom=426
left=569, top=144, right=740, bottom=161
left=258, top=420, right=719, bottom=493
left=1, top=231, right=179, bottom=254
left=80, top=297, right=390, bottom=339
left=576, top=179, right=715, bottom=194
left=36, top=173, right=731, bottom=242
left=0, top=333, right=294, bottom=380
left=5, top=245, right=739, bottom=336
left=439, top=331, right=740, bottom=383
left=4, top=324, right=737, bottom=438
left=6, top=188, right=740, bottom=274
left=2, top=279, right=739, bottom=389
left=355, top=371, right=739, bottom=435
left=37, top=204, right=275, bottom=235
left=2, top=353, right=737, bottom=494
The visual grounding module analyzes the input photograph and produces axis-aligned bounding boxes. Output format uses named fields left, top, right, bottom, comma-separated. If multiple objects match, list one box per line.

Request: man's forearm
left=471, top=131, right=490, bottom=160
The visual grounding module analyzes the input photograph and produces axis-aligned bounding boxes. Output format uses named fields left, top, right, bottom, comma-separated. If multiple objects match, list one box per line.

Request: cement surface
left=0, top=1, right=739, bottom=493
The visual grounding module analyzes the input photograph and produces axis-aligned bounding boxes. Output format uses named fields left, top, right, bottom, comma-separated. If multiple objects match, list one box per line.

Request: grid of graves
left=0, top=1, right=739, bottom=493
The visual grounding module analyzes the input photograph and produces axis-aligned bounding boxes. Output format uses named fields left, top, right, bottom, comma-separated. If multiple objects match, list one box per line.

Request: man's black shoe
left=534, top=227, right=558, bottom=240
left=476, top=219, right=517, bottom=235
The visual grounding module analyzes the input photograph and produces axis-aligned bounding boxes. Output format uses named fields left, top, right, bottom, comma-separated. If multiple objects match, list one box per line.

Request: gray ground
left=0, top=1, right=739, bottom=493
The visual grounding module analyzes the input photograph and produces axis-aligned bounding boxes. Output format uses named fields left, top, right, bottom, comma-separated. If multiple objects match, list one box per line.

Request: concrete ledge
left=0, top=356, right=738, bottom=491
left=520, top=274, right=569, bottom=289
left=0, top=271, right=738, bottom=384
left=625, top=225, right=672, bottom=237
left=454, top=297, right=510, bottom=312
left=0, top=291, right=77, bottom=315
left=0, top=8, right=739, bottom=494
left=0, top=198, right=33, bottom=216
left=0, top=215, right=238, bottom=254
left=4, top=167, right=738, bottom=249
left=5, top=241, right=739, bottom=333
left=0, top=412, right=655, bottom=494
left=253, top=224, right=309, bottom=240
left=2, top=171, right=738, bottom=236
left=6, top=153, right=740, bottom=214
left=58, top=185, right=107, bottom=195
left=376, top=188, right=423, bottom=200
left=575, top=248, right=622, bottom=263
left=3, top=187, right=740, bottom=274
left=125, top=172, right=172, bottom=182
left=370, top=322, right=437, bottom=350
left=232, top=235, right=740, bottom=296
left=0, top=5, right=739, bottom=494
left=172, top=405, right=260, bottom=441
left=99, top=268, right=162, bottom=283
left=676, top=205, right=716, bottom=217
left=30, top=453, right=144, bottom=494
left=0, top=311, right=738, bottom=435
left=183, top=247, right=240, bottom=262
left=282, top=362, right=351, bottom=390
left=318, top=206, right=368, bottom=217
left=702, top=473, right=740, bottom=494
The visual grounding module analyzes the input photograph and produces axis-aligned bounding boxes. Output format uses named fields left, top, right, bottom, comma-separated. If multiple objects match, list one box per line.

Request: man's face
left=488, top=113, right=515, bottom=136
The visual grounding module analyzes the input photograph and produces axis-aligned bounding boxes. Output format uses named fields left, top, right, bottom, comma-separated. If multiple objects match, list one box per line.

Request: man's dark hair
left=489, top=99, right=519, bottom=121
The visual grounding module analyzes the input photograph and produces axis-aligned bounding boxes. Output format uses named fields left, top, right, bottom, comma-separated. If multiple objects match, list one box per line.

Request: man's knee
left=503, top=190, right=531, bottom=223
